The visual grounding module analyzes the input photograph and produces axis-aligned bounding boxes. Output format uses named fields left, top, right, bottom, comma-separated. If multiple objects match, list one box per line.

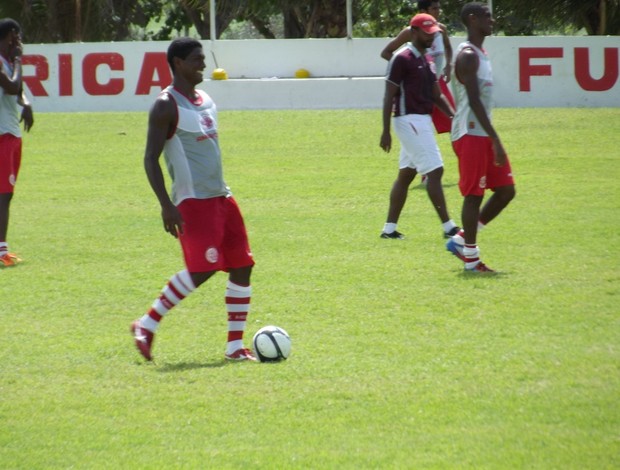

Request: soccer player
left=379, top=14, right=458, bottom=240
left=131, top=38, right=256, bottom=361
left=446, top=2, right=516, bottom=272
left=381, top=0, right=455, bottom=136
left=0, top=18, right=34, bottom=267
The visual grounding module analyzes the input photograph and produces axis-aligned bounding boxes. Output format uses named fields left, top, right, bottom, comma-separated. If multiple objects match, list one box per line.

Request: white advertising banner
left=20, top=37, right=619, bottom=112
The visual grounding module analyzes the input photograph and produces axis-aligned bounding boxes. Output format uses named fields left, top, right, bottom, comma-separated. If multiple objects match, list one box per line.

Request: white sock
left=442, top=220, right=457, bottom=232
left=478, top=221, right=486, bottom=232
left=383, top=223, right=397, bottom=234
left=0, top=242, right=7, bottom=255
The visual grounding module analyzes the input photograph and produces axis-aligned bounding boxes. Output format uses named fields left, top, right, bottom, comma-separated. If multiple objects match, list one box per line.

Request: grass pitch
left=0, top=108, right=618, bottom=468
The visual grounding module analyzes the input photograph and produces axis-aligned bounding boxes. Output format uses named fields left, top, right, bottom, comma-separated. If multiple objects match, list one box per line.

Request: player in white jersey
left=446, top=3, right=516, bottom=273
left=131, top=38, right=256, bottom=362
left=0, top=18, right=33, bottom=268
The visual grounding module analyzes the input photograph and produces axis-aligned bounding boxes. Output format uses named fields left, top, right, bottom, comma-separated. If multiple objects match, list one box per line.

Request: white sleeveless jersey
left=162, top=86, right=230, bottom=205
left=0, top=56, right=21, bottom=137
left=451, top=42, right=494, bottom=141
left=425, top=31, right=445, bottom=79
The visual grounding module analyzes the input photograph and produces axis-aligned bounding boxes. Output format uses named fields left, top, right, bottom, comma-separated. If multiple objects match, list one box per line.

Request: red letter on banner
left=135, top=52, right=172, bottom=95
left=59, top=54, right=73, bottom=96
left=82, top=53, right=124, bottom=95
left=574, top=47, right=619, bottom=91
left=519, top=47, right=563, bottom=91
left=21, top=55, right=49, bottom=96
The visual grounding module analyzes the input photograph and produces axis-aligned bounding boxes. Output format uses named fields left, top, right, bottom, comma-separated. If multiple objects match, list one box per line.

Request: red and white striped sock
left=463, top=244, right=480, bottom=269
left=140, top=270, right=196, bottom=332
left=225, top=281, right=251, bottom=355
left=0, top=241, right=8, bottom=256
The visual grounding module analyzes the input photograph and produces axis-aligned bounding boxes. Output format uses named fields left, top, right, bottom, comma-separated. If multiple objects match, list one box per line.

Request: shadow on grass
left=411, top=182, right=458, bottom=191
left=155, top=359, right=228, bottom=372
left=457, top=270, right=511, bottom=278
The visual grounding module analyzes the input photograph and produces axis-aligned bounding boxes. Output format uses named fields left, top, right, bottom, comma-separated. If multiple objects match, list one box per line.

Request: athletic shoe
left=443, top=226, right=461, bottom=239
left=464, top=261, right=495, bottom=273
left=0, top=252, right=21, bottom=267
left=225, top=348, right=257, bottom=361
left=130, top=320, right=154, bottom=361
left=421, top=174, right=428, bottom=186
left=446, top=237, right=467, bottom=261
left=380, top=231, right=405, bottom=239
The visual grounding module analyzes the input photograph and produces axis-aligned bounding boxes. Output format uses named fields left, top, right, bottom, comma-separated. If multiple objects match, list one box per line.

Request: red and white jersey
left=451, top=41, right=494, bottom=140
left=162, top=86, right=231, bottom=205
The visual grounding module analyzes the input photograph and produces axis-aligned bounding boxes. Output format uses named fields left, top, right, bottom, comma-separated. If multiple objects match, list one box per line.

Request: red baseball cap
left=410, top=13, right=440, bottom=34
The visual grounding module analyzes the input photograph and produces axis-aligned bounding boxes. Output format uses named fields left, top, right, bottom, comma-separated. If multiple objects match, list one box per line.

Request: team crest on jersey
left=200, top=114, right=214, bottom=129
left=205, top=247, right=219, bottom=264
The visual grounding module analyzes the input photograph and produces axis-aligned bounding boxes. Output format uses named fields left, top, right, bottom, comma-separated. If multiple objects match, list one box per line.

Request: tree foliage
left=0, top=0, right=617, bottom=43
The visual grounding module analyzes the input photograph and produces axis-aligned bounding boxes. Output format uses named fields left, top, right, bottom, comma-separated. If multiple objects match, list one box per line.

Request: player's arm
left=18, top=90, right=33, bottom=132
left=431, top=81, right=455, bottom=119
left=456, top=48, right=506, bottom=166
left=380, top=80, right=399, bottom=153
left=144, top=95, right=184, bottom=238
left=0, top=47, right=23, bottom=95
left=380, top=27, right=410, bottom=61
left=439, top=23, right=452, bottom=82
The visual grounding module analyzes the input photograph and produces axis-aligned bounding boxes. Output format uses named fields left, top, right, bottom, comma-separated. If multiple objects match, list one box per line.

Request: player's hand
left=443, top=65, right=452, bottom=83
left=20, top=105, right=33, bottom=132
left=380, top=131, right=391, bottom=153
left=161, top=203, right=184, bottom=238
left=492, top=137, right=507, bottom=167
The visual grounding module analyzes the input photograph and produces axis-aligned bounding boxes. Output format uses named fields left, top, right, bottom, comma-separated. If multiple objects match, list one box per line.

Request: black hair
left=167, top=37, right=202, bottom=72
left=0, top=18, right=21, bottom=41
left=460, top=2, right=488, bottom=26
left=417, top=0, right=435, bottom=11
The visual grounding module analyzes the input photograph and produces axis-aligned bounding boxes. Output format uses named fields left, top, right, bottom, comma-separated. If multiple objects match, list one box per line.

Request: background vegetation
left=0, top=108, right=618, bottom=468
left=0, top=0, right=617, bottom=43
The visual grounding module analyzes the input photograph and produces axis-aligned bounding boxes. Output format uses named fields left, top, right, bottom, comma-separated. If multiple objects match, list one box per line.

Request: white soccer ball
left=252, top=325, right=291, bottom=362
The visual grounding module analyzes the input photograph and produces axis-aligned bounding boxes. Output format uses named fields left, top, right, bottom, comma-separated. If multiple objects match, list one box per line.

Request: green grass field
left=1, top=108, right=618, bottom=468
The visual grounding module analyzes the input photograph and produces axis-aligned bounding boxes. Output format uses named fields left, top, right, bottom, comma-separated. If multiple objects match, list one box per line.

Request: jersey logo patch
left=205, top=247, right=219, bottom=264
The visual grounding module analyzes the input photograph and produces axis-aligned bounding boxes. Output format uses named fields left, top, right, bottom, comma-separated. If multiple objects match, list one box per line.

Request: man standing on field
left=446, top=2, right=516, bottom=273
left=0, top=18, right=34, bottom=267
left=379, top=14, right=458, bottom=241
left=131, top=38, right=256, bottom=362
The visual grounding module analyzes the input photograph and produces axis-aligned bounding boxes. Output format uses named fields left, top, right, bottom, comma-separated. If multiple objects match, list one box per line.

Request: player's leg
left=0, top=135, right=22, bottom=267
left=405, top=115, right=458, bottom=238
left=447, top=135, right=493, bottom=271
left=382, top=166, right=416, bottom=238
left=131, top=269, right=214, bottom=361
left=221, top=197, right=256, bottom=361
left=424, top=166, right=459, bottom=237
left=131, top=198, right=221, bottom=361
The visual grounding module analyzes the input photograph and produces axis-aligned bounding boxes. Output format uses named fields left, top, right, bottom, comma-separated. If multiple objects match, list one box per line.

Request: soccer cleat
left=443, top=226, right=461, bottom=239
left=380, top=230, right=405, bottom=239
left=130, top=320, right=154, bottom=361
left=464, top=261, right=495, bottom=273
left=225, top=348, right=257, bottom=361
left=446, top=237, right=467, bottom=261
left=0, top=252, right=21, bottom=267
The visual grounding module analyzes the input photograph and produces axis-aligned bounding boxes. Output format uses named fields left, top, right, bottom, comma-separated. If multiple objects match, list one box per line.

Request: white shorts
left=393, top=114, right=443, bottom=175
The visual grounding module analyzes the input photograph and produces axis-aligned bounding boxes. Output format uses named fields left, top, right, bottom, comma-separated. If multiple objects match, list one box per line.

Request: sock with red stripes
left=463, top=244, right=481, bottom=270
left=140, top=270, right=196, bottom=333
left=225, top=281, right=251, bottom=355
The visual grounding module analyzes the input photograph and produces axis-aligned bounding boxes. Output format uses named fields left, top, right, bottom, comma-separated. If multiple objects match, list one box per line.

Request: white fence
left=21, top=36, right=620, bottom=112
